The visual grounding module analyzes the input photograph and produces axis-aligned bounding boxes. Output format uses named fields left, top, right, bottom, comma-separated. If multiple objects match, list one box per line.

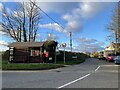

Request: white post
left=64, top=47, right=65, bottom=64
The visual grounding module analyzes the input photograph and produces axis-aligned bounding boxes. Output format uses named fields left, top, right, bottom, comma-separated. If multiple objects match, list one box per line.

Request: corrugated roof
left=8, top=42, right=44, bottom=47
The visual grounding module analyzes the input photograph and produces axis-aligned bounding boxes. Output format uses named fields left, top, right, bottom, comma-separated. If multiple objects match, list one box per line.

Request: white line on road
left=95, top=66, right=100, bottom=72
left=57, top=74, right=90, bottom=89
left=101, top=65, right=119, bottom=67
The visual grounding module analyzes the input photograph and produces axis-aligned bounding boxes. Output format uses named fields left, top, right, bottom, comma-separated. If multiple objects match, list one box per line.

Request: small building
left=8, top=42, right=45, bottom=63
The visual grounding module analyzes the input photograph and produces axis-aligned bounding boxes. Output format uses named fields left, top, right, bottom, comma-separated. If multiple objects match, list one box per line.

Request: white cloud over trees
left=39, top=2, right=111, bottom=33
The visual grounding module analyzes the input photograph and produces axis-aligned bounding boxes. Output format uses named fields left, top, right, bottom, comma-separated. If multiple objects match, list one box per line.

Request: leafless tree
left=107, top=2, right=120, bottom=43
left=0, top=0, right=41, bottom=42
left=107, top=2, right=120, bottom=53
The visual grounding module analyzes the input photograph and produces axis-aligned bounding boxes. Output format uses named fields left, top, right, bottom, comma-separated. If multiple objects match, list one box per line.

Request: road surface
left=2, top=58, right=119, bottom=89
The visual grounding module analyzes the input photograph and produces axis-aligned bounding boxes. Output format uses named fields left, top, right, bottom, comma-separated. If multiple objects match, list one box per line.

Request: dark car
left=106, top=54, right=116, bottom=62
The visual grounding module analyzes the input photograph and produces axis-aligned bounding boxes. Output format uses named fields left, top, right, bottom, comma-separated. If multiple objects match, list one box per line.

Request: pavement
left=2, top=58, right=119, bottom=89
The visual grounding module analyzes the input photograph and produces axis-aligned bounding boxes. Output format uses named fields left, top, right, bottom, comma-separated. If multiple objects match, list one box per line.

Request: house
left=104, top=43, right=120, bottom=57
left=8, top=42, right=45, bottom=63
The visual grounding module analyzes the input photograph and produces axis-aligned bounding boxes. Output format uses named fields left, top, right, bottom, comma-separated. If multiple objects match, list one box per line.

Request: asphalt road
left=2, top=58, right=119, bottom=89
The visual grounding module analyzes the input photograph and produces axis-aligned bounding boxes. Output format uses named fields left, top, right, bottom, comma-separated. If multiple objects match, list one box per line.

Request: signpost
left=62, top=43, right=66, bottom=64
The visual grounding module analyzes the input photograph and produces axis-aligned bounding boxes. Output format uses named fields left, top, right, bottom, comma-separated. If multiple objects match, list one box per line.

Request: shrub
left=56, top=50, right=89, bottom=64
left=2, top=50, right=9, bottom=61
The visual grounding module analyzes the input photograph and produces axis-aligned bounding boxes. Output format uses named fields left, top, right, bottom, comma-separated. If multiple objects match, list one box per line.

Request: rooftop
left=8, top=42, right=44, bottom=47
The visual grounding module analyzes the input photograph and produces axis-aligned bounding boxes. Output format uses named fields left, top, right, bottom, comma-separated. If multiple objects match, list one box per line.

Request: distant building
left=104, top=43, right=120, bottom=57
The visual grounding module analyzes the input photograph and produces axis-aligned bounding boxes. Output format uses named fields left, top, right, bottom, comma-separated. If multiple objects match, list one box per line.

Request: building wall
left=13, top=47, right=29, bottom=63
left=10, top=47, right=45, bottom=63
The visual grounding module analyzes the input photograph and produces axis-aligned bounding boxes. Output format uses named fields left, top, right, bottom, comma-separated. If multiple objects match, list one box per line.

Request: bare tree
left=107, top=2, right=120, bottom=43
left=107, top=2, right=120, bottom=53
left=0, top=1, right=41, bottom=42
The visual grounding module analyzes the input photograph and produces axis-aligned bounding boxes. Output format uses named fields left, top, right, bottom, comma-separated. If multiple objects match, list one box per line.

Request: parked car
left=106, top=54, right=116, bottom=62
left=98, top=54, right=106, bottom=60
left=114, top=56, right=120, bottom=64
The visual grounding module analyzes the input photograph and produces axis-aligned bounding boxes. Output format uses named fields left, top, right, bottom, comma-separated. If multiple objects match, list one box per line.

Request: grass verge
left=1, top=59, right=85, bottom=70
left=2, top=61, right=65, bottom=70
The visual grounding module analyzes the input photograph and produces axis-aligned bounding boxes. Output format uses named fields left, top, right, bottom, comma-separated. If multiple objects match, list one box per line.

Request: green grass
left=2, top=61, right=65, bottom=70
left=1, top=50, right=89, bottom=70
left=1, top=52, right=88, bottom=70
left=1, top=59, right=85, bottom=70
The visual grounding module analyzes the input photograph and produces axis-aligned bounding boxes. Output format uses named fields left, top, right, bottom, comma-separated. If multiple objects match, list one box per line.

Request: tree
left=44, top=40, right=58, bottom=52
left=107, top=2, right=120, bottom=53
left=43, top=40, right=58, bottom=63
left=0, top=1, right=41, bottom=42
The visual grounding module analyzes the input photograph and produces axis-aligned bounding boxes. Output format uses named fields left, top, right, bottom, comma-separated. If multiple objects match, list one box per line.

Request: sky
left=0, top=0, right=118, bottom=52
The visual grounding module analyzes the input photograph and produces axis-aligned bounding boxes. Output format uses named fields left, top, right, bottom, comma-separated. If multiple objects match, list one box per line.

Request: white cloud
left=62, top=2, right=111, bottom=33
left=40, top=2, right=111, bottom=33
left=0, top=46, right=9, bottom=51
left=1, top=0, right=119, bottom=2
left=59, top=37, right=105, bottom=52
left=0, top=26, right=3, bottom=31
left=0, top=26, right=7, bottom=35
left=39, top=23, right=64, bottom=32
left=1, top=2, right=112, bottom=35
left=0, top=40, right=8, bottom=46
left=62, top=13, right=83, bottom=33
left=47, top=33, right=58, bottom=40
left=37, top=2, right=78, bottom=14
left=0, top=31, right=6, bottom=35
left=77, top=37, right=98, bottom=44
left=0, top=3, right=3, bottom=12
left=80, top=2, right=110, bottom=18
left=75, top=37, right=105, bottom=52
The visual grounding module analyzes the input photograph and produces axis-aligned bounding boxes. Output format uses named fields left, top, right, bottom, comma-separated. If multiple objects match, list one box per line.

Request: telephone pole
left=70, top=32, right=72, bottom=52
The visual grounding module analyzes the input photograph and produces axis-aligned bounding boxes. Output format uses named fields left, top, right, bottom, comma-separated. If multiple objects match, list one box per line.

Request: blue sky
left=0, top=1, right=117, bottom=52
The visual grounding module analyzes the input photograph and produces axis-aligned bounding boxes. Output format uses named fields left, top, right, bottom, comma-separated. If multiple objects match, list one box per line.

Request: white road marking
left=101, top=65, right=119, bottom=67
left=57, top=74, right=90, bottom=89
left=95, top=66, right=100, bottom=72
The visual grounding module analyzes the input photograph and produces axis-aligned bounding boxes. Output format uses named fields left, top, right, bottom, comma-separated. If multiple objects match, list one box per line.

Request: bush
left=2, top=50, right=9, bottom=61
left=56, top=51, right=89, bottom=64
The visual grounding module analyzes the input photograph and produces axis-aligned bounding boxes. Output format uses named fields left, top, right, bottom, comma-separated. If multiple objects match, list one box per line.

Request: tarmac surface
left=2, top=58, right=119, bottom=89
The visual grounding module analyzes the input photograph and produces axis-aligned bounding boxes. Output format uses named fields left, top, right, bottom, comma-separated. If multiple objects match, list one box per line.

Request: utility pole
left=70, top=32, right=72, bottom=52
left=115, top=29, right=118, bottom=55
left=62, top=43, right=66, bottom=64
left=64, top=47, right=65, bottom=64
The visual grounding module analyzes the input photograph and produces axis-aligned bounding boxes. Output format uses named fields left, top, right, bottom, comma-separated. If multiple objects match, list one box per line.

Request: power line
left=31, top=1, right=64, bottom=29
left=31, top=1, right=73, bottom=51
